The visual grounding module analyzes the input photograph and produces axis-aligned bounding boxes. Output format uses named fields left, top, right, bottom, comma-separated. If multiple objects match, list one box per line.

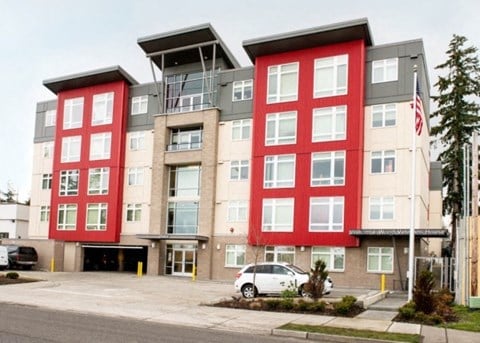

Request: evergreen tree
left=431, top=35, right=480, bottom=252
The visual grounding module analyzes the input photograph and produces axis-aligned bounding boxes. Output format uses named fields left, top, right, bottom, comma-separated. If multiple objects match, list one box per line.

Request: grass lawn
left=443, top=305, right=480, bottom=332
left=0, top=273, right=39, bottom=285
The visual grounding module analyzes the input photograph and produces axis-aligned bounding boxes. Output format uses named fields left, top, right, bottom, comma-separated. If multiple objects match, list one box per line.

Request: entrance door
left=172, top=245, right=196, bottom=276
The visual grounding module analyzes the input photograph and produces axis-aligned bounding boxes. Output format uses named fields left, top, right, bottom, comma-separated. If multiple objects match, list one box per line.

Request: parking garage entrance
left=83, top=245, right=148, bottom=273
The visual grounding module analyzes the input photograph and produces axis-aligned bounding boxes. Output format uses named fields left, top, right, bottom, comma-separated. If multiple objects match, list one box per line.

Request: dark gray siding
left=430, top=161, right=442, bottom=191
left=34, top=100, right=57, bottom=143
left=127, top=83, right=158, bottom=131
left=217, top=67, right=253, bottom=121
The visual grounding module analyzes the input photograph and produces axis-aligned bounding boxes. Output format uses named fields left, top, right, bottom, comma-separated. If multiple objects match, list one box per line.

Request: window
left=89, top=132, right=111, bottom=160
left=367, top=247, right=394, bottom=273
left=169, top=165, right=201, bottom=197
left=57, top=204, right=77, bottom=230
left=42, top=173, right=52, bottom=190
left=371, top=150, right=396, bottom=173
left=63, top=97, right=84, bottom=129
left=266, top=111, right=297, bottom=145
left=369, top=197, right=395, bottom=220
left=126, top=203, right=142, bottom=222
left=312, top=247, right=345, bottom=272
left=227, top=201, right=248, bottom=222
left=372, top=104, right=396, bottom=128
left=372, top=58, right=398, bottom=83
left=165, top=71, right=214, bottom=113
left=167, top=202, right=199, bottom=234
left=59, top=170, right=79, bottom=196
left=233, top=80, right=253, bottom=101
left=264, top=155, right=295, bottom=188
left=131, top=95, right=148, bottom=115
left=88, top=168, right=109, bottom=195
left=86, top=203, right=107, bottom=230
left=314, top=54, right=348, bottom=97
left=309, top=197, right=344, bottom=231
left=128, top=167, right=144, bottom=186
left=267, top=63, right=298, bottom=103
left=129, top=131, right=145, bottom=150
left=43, top=142, right=54, bottom=158
left=312, top=106, right=346, bottom=142
left=168, top=127, right=202, bottom=151
left=61, top=136, right=81, bottom=163
left=40, top=206, right=50, bottom=222
left=311, top=151, right=345, bottom=186
left=45, top=110, right=56, bottom=127
left=262, top=198, right=294, bottom=232
left=225, top=244, right=246, bottom=267
left=230, top=160, right=249, bottom=181
left=265, top=246, right=295, bottom=264
left=232, top=119, right=251, bottom=140
left=92, top=92, right=114, bottom=125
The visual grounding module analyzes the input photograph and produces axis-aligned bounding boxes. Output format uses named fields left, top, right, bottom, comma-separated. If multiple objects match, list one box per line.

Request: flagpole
left=407, top=66, right=418, bottom=302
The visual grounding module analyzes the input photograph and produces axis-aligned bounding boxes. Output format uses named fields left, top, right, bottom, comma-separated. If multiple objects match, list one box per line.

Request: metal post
left=472, top=132, right=478, bottom=297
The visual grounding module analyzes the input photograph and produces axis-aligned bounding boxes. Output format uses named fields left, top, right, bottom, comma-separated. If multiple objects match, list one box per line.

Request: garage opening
left=83, top=245, right=147, bottom=273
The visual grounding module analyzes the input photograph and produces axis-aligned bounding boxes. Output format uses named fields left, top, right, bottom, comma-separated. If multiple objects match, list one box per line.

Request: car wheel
left=299, top=285, right=311, bottom=298
left=241, top=284, right=257, bottom=298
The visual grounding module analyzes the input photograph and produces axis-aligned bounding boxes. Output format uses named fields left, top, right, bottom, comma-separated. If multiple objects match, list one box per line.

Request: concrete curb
left=272, top=329, right=417, bottom=343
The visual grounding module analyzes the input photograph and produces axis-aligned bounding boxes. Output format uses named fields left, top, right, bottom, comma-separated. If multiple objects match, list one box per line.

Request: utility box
left=469, top=297, right=480, bottom=308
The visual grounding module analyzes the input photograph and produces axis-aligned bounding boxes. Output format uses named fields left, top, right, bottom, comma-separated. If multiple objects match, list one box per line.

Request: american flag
left=413, top=81, right=424, bottom=136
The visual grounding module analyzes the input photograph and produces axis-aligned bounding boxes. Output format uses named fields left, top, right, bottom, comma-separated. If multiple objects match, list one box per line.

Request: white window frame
left=267, top=62, right=299, bottom=103
left=43, top=142, right=54, bottom=158
left=230, top=160, right=249, bottom=181
left=59, top=170, right=79, bottom=196
left=264, top=154, right=295, bottom=188
left=367, top=247, right=394, bottom=273
left=45, top=110, right=56, bottom=127
left=225, top=244, right=246, bottom=267
left=88, top=167, right=109, bottom=195
left=265, top=246, right=295, bottom=264
left=265, top=111, right=297, bottom=145
left=63, top=97, right=84, bottom=129
left=312, top=247, right=345, bottom=272
left=371, top=150, right=396, bottom=174
left=57, top=204, right=77, bottom=231
left=232, top=119, right=251, bottom=141
left=227, top=201, right=248, bottom=222
left=311, top=151, right=345, bottom=186
left=40, top=206, right=50, bottom=222
left=129, top=131, right=145, bottom=150
left=369, top=196, right=395, bottom=220
left=314, top=54, right=348, bottom=98
left=41, top=173, right=52, bottom=190
left=372, top=104, right=397, bottom=128
left=128, top=167, right=144, bottom=186
left=372, top=58, right=398, bottom=83
left=232, top=80, right=253, bottom=101
left=89, top=132, right=111, bottom=160
left=61, top=136, right=81, bottom=163
left=262, top=198, right=294, bottom=232
left=312, top=106, right=346, bottom=142
left=131, top=95, right=148, bottom=115
left=86, top=203, right=108, bottom=231
left=309, top=197, right=344, bottom=232
left=92, top=92, right=114, bottom=125
left=126, top=203, right=142, bottom=222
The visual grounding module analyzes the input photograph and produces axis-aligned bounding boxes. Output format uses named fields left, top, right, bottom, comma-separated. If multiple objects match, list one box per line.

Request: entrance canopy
left=136, top=234, right=209, bottom=242
left=349, top=228, right=448, bottom=238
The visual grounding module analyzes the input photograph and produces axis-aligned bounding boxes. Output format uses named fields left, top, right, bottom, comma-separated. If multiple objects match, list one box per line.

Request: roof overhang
left=43, top=65, right=138, bottom=94
left=137, top=23, right=240, bottom=70
left=136, top=234, right=209, bottom=242
left=243, top=18, right=373, bottom=62
left=350, top=229, right=449, bottom=238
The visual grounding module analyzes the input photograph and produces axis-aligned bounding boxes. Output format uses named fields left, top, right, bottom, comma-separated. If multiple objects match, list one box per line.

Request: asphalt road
left=0, top=303, right=304, bottom=343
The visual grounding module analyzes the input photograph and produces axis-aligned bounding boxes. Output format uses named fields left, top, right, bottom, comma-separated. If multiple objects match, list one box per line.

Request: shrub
left=264, top=299, right=281, bottom=310
left=280, top=281, right=298, bottom=299
left=398, top=301, right=416, bottom=320
left=6, top=272, right=19, bottom=279
left=308, top=301, right=326, bottom=312
left=279, top=298, right=294, bottom=310
left=334, top=295, right=357, bottom=315
left=303, top=260, right=328, bottom=300
left=413, top=270, right=436, bottom=314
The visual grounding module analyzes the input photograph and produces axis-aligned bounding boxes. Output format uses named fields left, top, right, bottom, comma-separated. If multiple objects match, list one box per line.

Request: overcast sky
left=0, top=0, right=478, bottom=201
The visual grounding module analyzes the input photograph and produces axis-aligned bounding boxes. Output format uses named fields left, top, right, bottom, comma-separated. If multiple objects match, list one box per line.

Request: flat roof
left=43, top=66, right=138, bottom=94
left=243, top=18, right=373, bottom=62
left=137, top=23, right=240, bottom=70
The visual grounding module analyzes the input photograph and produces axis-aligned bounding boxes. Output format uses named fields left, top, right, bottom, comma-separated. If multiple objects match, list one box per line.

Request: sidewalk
left=0, top=271, right=478, bottom=342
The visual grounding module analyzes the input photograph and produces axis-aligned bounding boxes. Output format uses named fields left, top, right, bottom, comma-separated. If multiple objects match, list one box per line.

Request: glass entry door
left=170, top=244, right=196, bottom=276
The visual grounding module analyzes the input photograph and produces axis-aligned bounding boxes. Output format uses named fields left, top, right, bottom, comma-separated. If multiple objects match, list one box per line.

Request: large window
left=42, top=173, right=52, bottom=190
left=230, top=160, right=249, bottom=181
left=168, top=127, right=202, bottom=151
left=131, top=95, right=148, bottom=115
left=265, top=246, right=295, bottom=264
left=59, top=170, right=79, bottom=196
left=57, top=204, right=77, bottom=230
left=169, top=165, right=201, bottom=197
left=367, top=247, right=394, bottom=273
left=88, top=168, right=109, bottom=195
left=264, top=154, right=295, bottom=188
left=232, top=80, right=253, bottom=101
left=314, top=54, right=348, bottom=97
left=40, top=206, right=50, bottom=222
left=267, top=63, right=298, bottom=103
left=128, top=167, right=144, bottom=186
left=227, top=201, right=248, bottom=222
left=372, top=58, right=398, bottom=83
left=167, top=202, right=199, bottom=234
left=311, top=151, right=345, bottom=186
left=61, top=136, right=81, bottom=163
left=369, top=196, right=395, bottom=220
left=129, top=131, right=145, bottom=151
left=312, top=247, right=345, bottom=272
left=372, top=104, right=396, bottom=128
left=63, top=97, right=83, bottom=129
left=225, top=244, right=246, bottom=267
left=165, top=71, right=215, bottom=113
left=371, top=150, right=396, bottom=173
left=232, top=119, right=251, bottom=140
left=312, top=106, right=346, bottom=142
left=89, top=132, right=111, bottom=160
left=309, top=197, right=344, bottom=231
left=262, top=198, right=294, bottom=232
left=126, top=203, right=142, bottom=222
left=43, top=142, right=54, bottom=158
left=266, top=111, right=297, bottom=145
left=45, top=110, right=56, bottom=127
left=92, top=92, right=114, bottom=125
left=86, top=203, right=107, bottom=230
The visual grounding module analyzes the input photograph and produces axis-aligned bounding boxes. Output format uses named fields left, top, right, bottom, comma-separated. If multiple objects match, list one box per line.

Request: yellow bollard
left=137, top=261, right=143, bottom=277
left=192, top=265, right=196, bottom=282
left=381, top=274, right=386, bottom=292
left=50, top=258, right=55, bottom=272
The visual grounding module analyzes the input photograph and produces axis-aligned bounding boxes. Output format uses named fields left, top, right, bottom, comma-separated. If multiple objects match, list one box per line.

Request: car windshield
left=287, top=264, right=308, bottom=274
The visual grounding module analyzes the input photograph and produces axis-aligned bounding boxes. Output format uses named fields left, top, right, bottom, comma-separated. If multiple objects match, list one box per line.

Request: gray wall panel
left=217, top=67, right=254, bottom=121
left=33, top=100, right=57, bottom=143
left=127, top=83, right=158, bottom=132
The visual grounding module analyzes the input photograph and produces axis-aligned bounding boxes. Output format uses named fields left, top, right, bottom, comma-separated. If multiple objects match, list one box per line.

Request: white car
left=234, top=262, right=333, bottom=298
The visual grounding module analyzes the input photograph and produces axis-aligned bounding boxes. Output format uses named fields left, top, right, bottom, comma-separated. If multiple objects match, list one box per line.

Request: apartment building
left=29, top=18, right=446, bottom=289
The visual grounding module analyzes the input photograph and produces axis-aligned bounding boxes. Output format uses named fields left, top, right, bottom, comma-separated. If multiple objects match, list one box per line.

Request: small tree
left=303, top=260, right=329, bottom=300
left=413, top=270, right=436, bottom=315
